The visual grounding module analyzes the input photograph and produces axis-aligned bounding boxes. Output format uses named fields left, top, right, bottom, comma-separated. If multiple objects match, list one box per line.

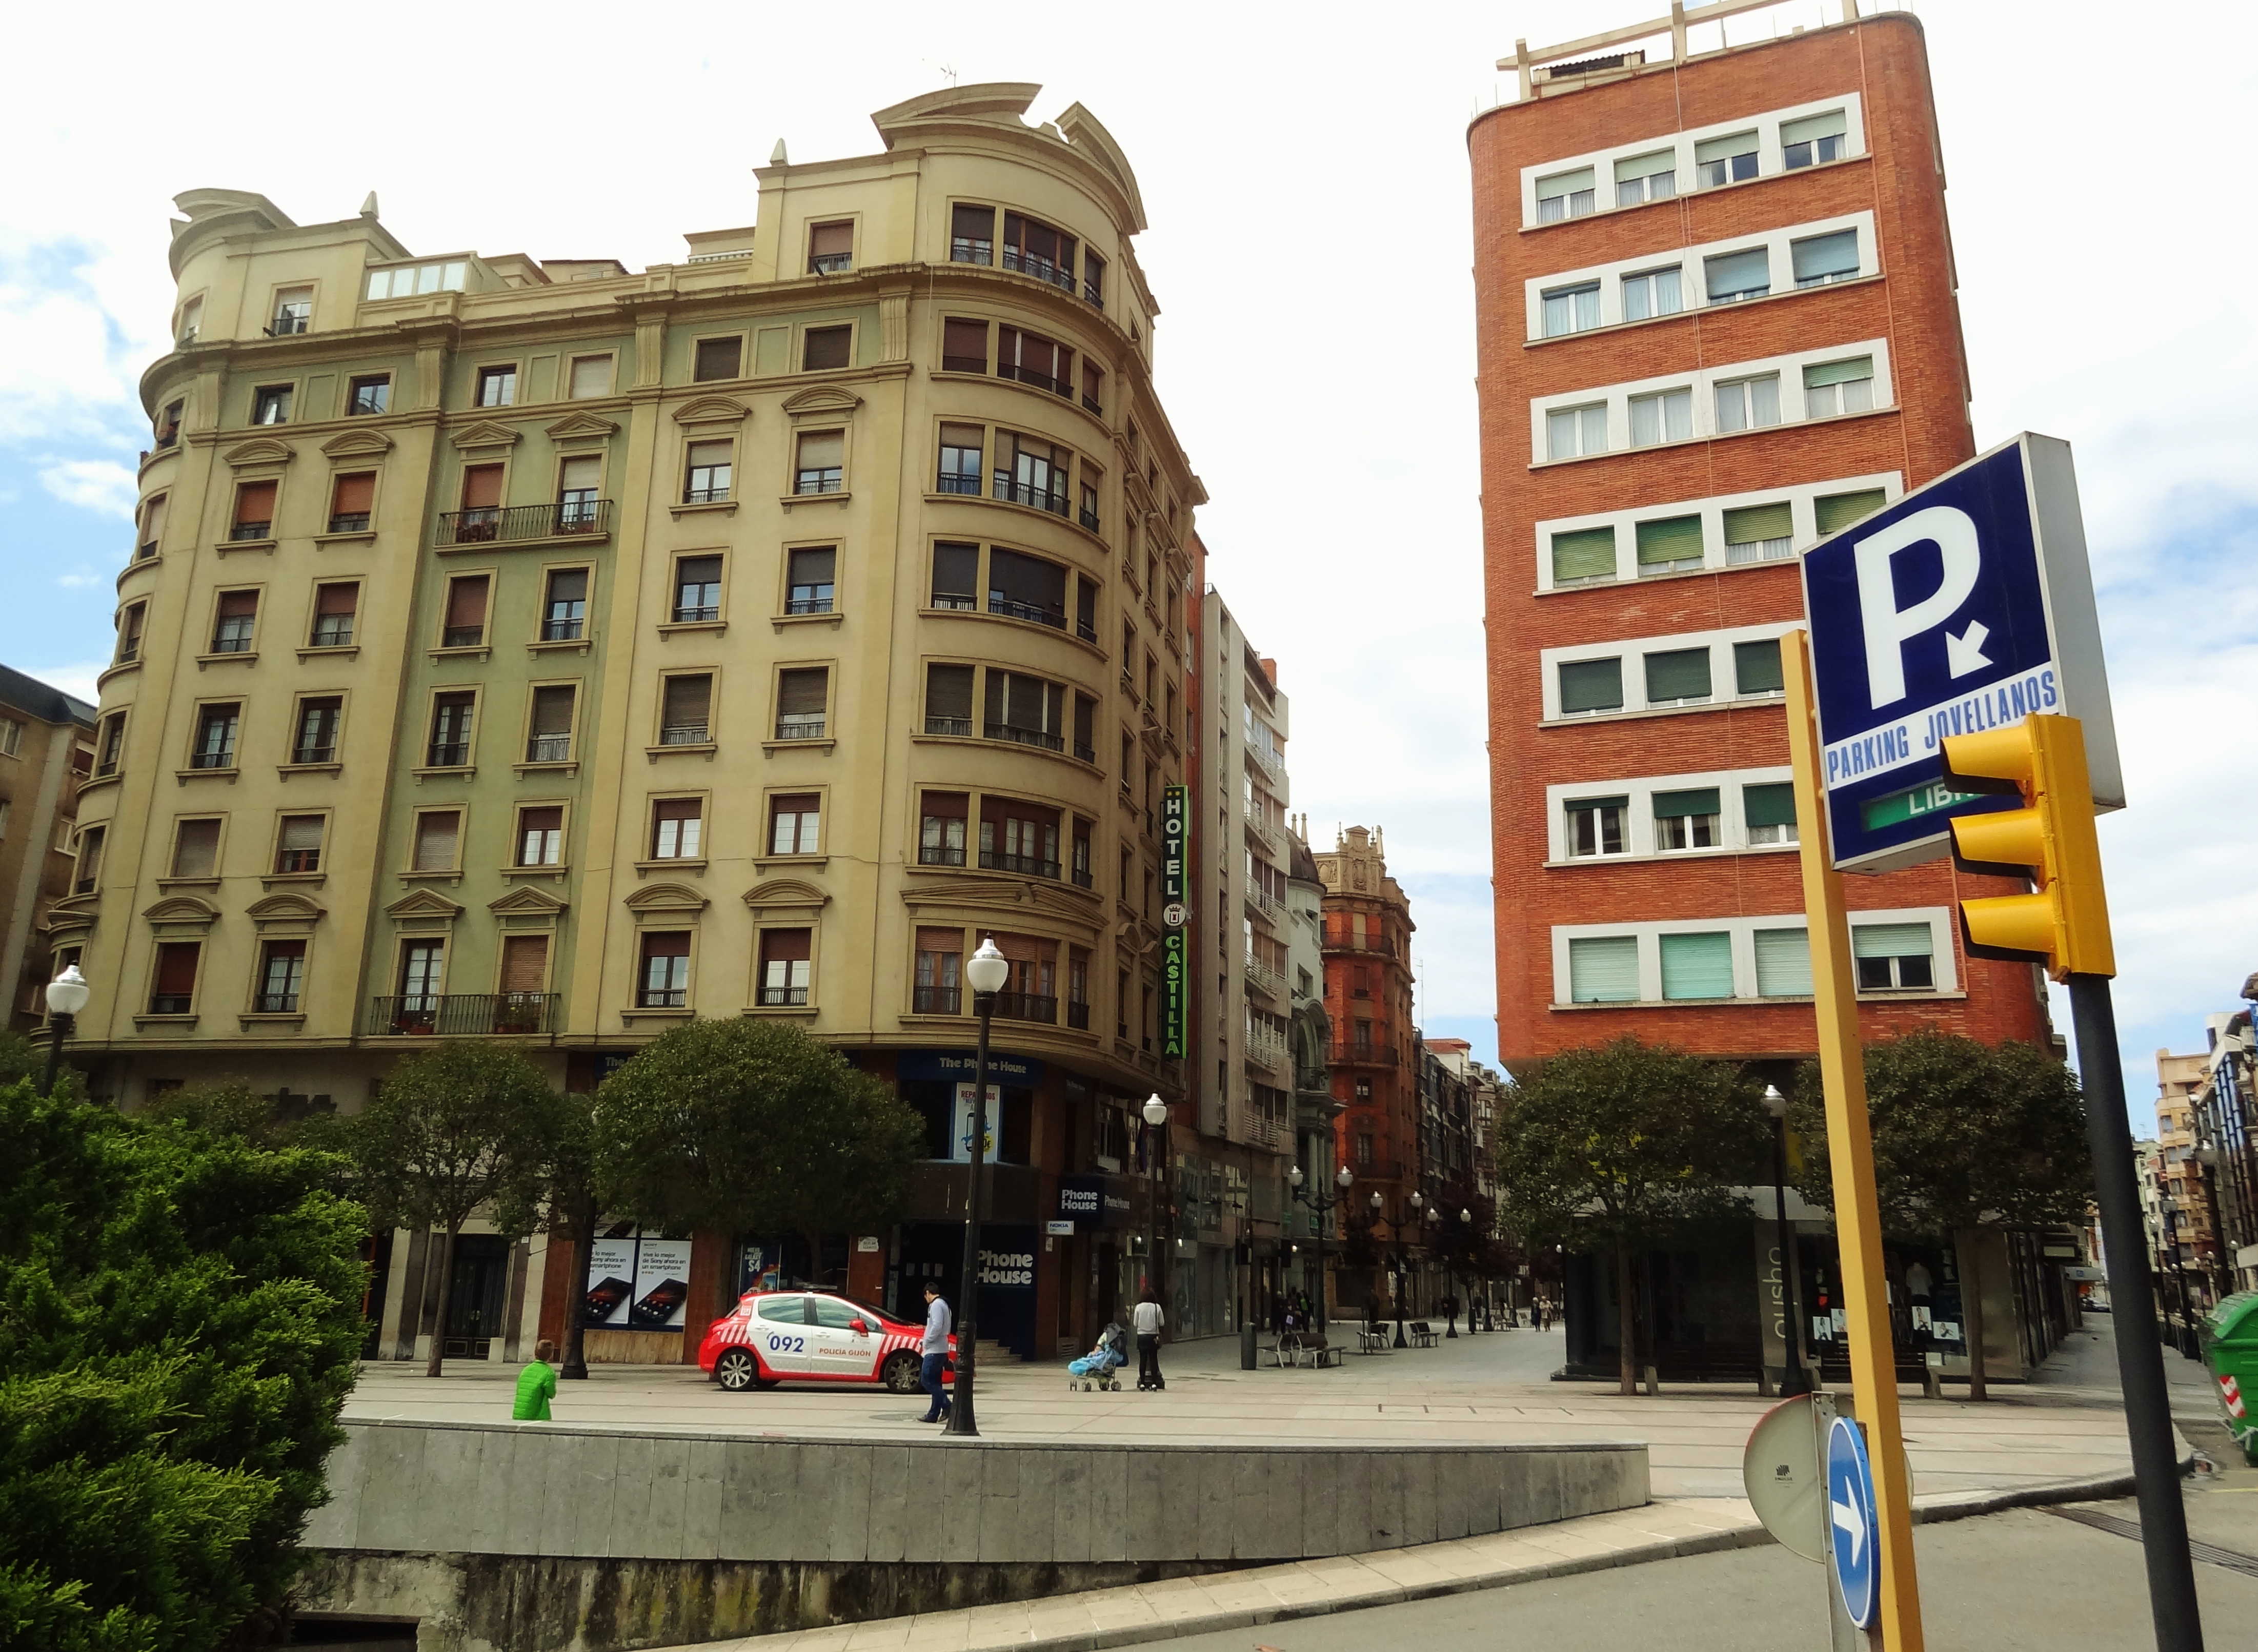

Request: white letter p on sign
left=1853, top=506, right=1984, bottom=709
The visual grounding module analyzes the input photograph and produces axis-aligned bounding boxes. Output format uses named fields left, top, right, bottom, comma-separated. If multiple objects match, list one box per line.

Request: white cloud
left=55, top=571, right=103, bottom=588
left=38, top=457, right=137, bottom=518
left=24, top=660, right=105, bottom=702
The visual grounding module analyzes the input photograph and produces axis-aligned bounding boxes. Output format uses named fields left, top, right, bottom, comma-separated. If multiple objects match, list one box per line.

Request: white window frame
left=1540, top=621, right=1798, bottom=723
left=1522, top=212, right=1875, bottom=341
left=1531, top=470, right=1902, bottom=592
left=1545, top=765, right=1796, bottom=863
left=1549, top=906, right=1958, bottom=1007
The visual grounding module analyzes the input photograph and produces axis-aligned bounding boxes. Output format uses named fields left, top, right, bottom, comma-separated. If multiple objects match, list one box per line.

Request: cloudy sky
left=2, top=0, right=2250, bottom=1123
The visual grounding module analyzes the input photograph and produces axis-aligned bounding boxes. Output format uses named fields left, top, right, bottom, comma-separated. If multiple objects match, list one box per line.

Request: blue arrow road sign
left=1799, top=433, right=2121, bottom=872
left=1826, top=1415, right=1881, bottom=1629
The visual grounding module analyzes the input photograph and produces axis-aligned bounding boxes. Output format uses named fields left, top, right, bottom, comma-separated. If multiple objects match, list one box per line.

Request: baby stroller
left=1067, top=1322, right=1128, bottom=1391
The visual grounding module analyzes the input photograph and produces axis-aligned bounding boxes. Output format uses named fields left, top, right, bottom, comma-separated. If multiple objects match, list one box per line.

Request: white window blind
left=1569, top=935, right=1639, bottom=1002
left=569, top=356, right=614, bottom=398
left=1660, top=931, right=1733, bottom=1000
left=1536, top=168, right=1597, bottom=222
left=1614, top=151, right=1676, bottom=205
left=1851, top=922, right=1933, bottom=960
left=1782, top=111, right=1848, bottom=169
left=1804, top=356, right=1874, bottom=417
left=1754, top=928, right=1812, bottom=996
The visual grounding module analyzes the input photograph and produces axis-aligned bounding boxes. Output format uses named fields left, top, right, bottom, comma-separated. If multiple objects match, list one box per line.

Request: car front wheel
left=715, top=1348, right=760, bottom=1393
left=881, top=1351, right=923, bottom=1394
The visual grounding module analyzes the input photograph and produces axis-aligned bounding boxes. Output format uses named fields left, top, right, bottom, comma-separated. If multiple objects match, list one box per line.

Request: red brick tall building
left=1471, top=7, right=2050, bottom=1075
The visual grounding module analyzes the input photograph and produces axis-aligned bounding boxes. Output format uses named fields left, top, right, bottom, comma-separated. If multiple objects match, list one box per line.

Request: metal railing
left=682, top=487, right=731, bottom=505
left=795, top=471, right=843, bottom=495
left=1244, top=955, right=1285, bottom=1000
left=923, top=716, right=973, bottom=739
left=1001, top=248, right=1076, bottom=292
left=757, top=985, right=811, bottom=1006
left=328, top=512, right=371, bottom=533
left=936, top=470, right=982, bottom=494
left=1079, top=505, right=1102, bottom=531
left=1329, top=1041, right=1400, bottom=1068
left=230, top=522, right=273, bottom=542
left=442, top=626, right=483, bottom=648
left=1323, top=932, right=1397, bottom=957
left=980, top=849, right=1060, bottom=880
left=526, top=735, right=572, bottom=763
left=785, top=596, right=834, bottom=616
left=912, top=984, right=961, bottom=1013
left=1245, top=1026, right=1290, bottom=1072
left=987, top=596, right=1066, bottom=629
left=917, top=843, right=966, bottom=866
left=426, top=741, right=469, bottom=768
left=992, top=476, right=1070, bottom=516
left=438, top=500, right=612, bottom=546
left=659, top=724, right=710, bottom=746
left=368, top=993, right=560, bottom=1036
left=808, top=253, right=852, bottom=275
left=985, top=721, right=1064, bottom=753
left=254, top=992, right=300, bottom=1014
left=673, top=603, right=719, bottom=623
left=992, top=991, right=1058, bottom=1024
left=774, top=715, right=826, bottom=740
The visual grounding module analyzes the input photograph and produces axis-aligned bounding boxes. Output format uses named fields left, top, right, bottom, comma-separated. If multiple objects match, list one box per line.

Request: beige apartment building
left=0, top=666, right=95, bottom=1031
left=68, top=83, right=1200, bottom=1363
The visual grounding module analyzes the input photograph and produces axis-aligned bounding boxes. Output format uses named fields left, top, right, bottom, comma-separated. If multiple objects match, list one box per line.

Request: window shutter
left=446, top=577, right=489, bottom=629
left=1723, top=502, right=1794, bottom=543
left=1634, top=516, right=1704, bottom=566
left=154, top=943, right=201, bottom=996
left=925, top=664, right=974, bottom=720
left=1735, top=639, right=1786, bottom=695
left=332, top=473, right=375, bottom=515
left=569, top=356, right=613, bottom=398
left=1653, top=787, right=1721, bottom=819
left=461, top=465, right=503, bottom=509
left=693, top=336, right=743, bottom=381
left=789, top=546, right=835, bottom=586
left=279, top=814, right=325, bottom=852
left=531, top=685, right=575, bottom=736
left=1816, top=489, right=1888, bottom=534
left=797, top=431, right=843, bottom=470
left=501, top=934, right=549, bottom=993
left=1803, top=354, right=1873, bottom=389
left=686, top=438, right=732, bottom=471
left=414, top=813, right=460, bottom=870
left=1558, top=658, right=1623, bottom=714
left=1781, top=111, right=1847, bottom=147
left=943, top=320, right=989, bottom=368
left=558, top=456, right=600, bottom=493
left=316, top=582, right=358, bottom=617
left=1614, top=150, right=1673, bottom=182
left=1851, top=922, right=1933, bottom=960
left=546, top=568, right=588, bottom=607
left=1550, top=527, right=1616, bottom=582
left=1660, top=931, right=1734, bottom=1000
left=761, top=927, right=813, bottom=963
left=1755, top=928, right=1813, bottom=996
left=802, top=328, right=852, bottom=371
left=1704, top=248, right=1770, bottom=300
left=217, top=589, right=259, bottom=619
left=917, top=925, right=964, bottom=954
left=1694, top=131, right=1757, bottom=163
left=1744, top=782, right=1797, bottom=829
left=654, top=798, right=701, bottom=825
left=662, top=675, right=712, bottom=729
left=171, top=819, right=220, bottom=878
left=1644, top=647, right=1712, bottom=702
left=989, top=931, right=1043, bottom=964
left=1568, top=935, right=1639, bottom=1002
left=809, top=221, right=853, bottom=257
left=234, top=482, right=276, bottom=525
left=519, top=805, right=562, bottom=841
left=143, top=494, right=168, bottom=543
left=952, top=203, right=994, bottom=243
left=642, top=931, right=691, bottom=960
left=1791, top=232, right=1861, bottom=283
left=931, top=542, right=978, bottom=603
left=1536, top=166, right=1595, bottom=200
left=778, top=667, right=828, bottom=715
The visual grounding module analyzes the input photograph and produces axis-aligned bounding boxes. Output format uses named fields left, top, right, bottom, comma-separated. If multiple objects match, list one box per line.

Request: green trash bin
left=2199, top=1291, right=2258, bottom=1465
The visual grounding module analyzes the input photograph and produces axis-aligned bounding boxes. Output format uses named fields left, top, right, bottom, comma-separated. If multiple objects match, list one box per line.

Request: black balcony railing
left=992, top=476, right=1070, bottom=516
left=1073, top=741, right=1096, bottom=765
left=993, top=991, right=1058, bottom=1024
left=809, top=252, right=852, bottom=275
left=427, top=741, right=470, bottom=767
left=149, top=993, right=192, bottom=1015
left=137, top=541, right=158, bottom=560
left=923, top=715, right=973, bottom=738
left=1076, top=619, right=1097, bottom=643
left=1066, top=1001, right=1091, bottom=1030
left=980, top=849, right=1060, bottom=880
left=526, top=735, right=572, bottom=763
left=932, top=594, right=977, bottom=613
left=1002, top=248, right=1075, bottom=292
left=1081, top=392, right=1102, bottom=415
left=774, top=715, right=825, bottom=741
left=987, top=596, right=1065, bottom=629
left=328, top=512, right=371, bottom=533
left=1329, top=1042, right=1400, bottom=1068
left=230, top=521, right=273, bottom=542
left=918, top=843, right=966, bottom=866
left=254, top=992, right=300, bottom=1014
left=292, top=743, right=335, bottom=766
left=937, top=471, right=983, bottom=496
left=998, top=363, right=1072, bottom=398
left=795, top=470, right=843, bottom=495
left=941, top=354, right=988, bottom=375
left=758, top=985, right=812, bottom=1006
left=785, top=596, right=835, bottom=616
left=913, top=984, right=962, bottom=1013
left=1078, top=506, right=1101, bottom=532
left=1071, top=863, right=1094, bottom=888
left=269, top=312, right=310, bottom=336
left=438, top=499, right=613, bottom=546
left=190, top=746, right=236, bottom=771
left=682, top=487, right=731, bottom=505
left=540, top=617, right=583, bottom=642
left=369, top=993, right=561, bottom=1036
left=442, top=626, right=484, bottom=648
left=985, top=721, right=1064, bottom=754
left=674, top=604, right=719, bottom=623
left=950, top=237, right=992, bottom=264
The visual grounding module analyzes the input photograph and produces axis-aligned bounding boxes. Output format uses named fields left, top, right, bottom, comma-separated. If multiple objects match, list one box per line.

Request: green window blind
left=1735, top=638, right=1785, bottom=695
left=1743, top=782, right=1797, bottom=828
left=1753, top=927, right=1812, bottom=996
left=1635, top=515, right=1705, bottom=566
left=1653, top=787, right=1720, bottom=819
left=1816, top=489, right=1888, bottom=534
left=1644, top=647, right=1711, bottom=702
left=1660, top=931, right=1733, bottom=1000
left=1552, top=526, right=1618, bottom=582
left=1723, top=502, right=1792, bottom=543
left=1568, top=936, right=1640, bottom=1003
left=1851, top=922, right=1933, bottom=960
left=1559, top=658, right=1624, bottom=715
left=1695, top=131, right=1757, bottom=163
left=1614, top=149, right=1674, bottom=182
left=1791, top=233, right=1861, bottom=283
left=1804, top=354, right=1873, bottom=389
left=1781, top=111, right=1847, bottom=147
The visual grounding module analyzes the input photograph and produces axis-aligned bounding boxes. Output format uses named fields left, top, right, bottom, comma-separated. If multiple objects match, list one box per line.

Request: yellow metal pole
left=1782, top=628, right=1924, bottom=1650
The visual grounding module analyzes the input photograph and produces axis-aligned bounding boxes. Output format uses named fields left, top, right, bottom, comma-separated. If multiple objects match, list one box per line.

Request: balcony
left=785, top=595, right=835, bottom=616
left=230, top=521, right=273, bottom=542
left=1241, top=801, right=1285, bottom=860
left=328, top=512, right=371, bottom=534
left=1245, top=1025, right=1290, bottom=1074
left=985, top=720, right=1064, bottom=754
left=774, top=715, right=826, bottom=740
left=1244, top=954, right=1285, bottom=1001
left=992, top=476, right=1070, bottom=517
left=992, top=991, right=1057, bottom=1025
left=525, top=735, right=572, bottom=764
left=1322, top=932, right=1397, bottom=958
left=1066, top=1001, right=1092, bottom=1030
left=368, top=993, right=561, bottom=1036
left=998, top=362, right=1074, bottom=400
left=1001, top=247, right=1075, bottom=293
left=682, top=487, right=731, bottom=506
left=1329, top=1041, right=1400, bottom=1068
left=987, top=595, right=1066, bottom=630
left=912, top=984, right=962, bottom=1014
left=426, top=741, right=470, bottom=768
left=1245, top=738, right=1286, bottom=789
left=808, top=253, right=852, bottom=275
left=924, top=716, right=973, bottom=739
left=980, top=849, right=1060, bottom=880
left=757, top=985, right=810, bottom=1007
left=1245, top=884, right=1280, bottom=925
left=659, top=724, right=710, bottom=746
left=439, top=500, right=611, bottom=547
left=1078, top=505, right=1101, bottom=532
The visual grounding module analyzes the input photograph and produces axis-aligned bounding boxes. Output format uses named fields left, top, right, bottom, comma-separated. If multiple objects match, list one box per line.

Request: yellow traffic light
left=1941, top=713, right=2113, bottom=981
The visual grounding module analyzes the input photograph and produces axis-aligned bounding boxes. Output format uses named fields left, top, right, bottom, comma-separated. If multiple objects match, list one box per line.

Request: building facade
left=1283, top=824, right=1336, bottom=1317
left=70, top=84, right=1204, bottom=1364
left=0, top=666, right=95, bottom=1031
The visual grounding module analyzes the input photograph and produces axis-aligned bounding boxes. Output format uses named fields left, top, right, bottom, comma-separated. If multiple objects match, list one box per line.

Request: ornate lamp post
left=945, top=937, right=1011, bottom=1439
left=1370, top=1189, right=1423, bottom=1348
left=1763, top=1086, right=1813, bottom=1398
left=42, top=964, right=90, bottom=1096
left=1142, top=1091, right=1170, bottom=1312
left=1287, top=1159, right=1354, bottom=1329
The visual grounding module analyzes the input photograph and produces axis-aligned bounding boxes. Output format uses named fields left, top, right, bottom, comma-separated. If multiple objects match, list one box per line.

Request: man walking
left=1132, top=1289, right=1166, bottom=1391
left=919, top=1281, right=953, bottom=1424
left=513, top=1339, right=558, bottom=1421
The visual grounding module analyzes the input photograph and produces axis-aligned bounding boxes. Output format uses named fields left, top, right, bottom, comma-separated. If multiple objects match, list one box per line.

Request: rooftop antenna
left=770, top=139, right=788, bottom=166
left=359, top=191, right=378, bottom=218
left=939, top=63, right=958, bottom=86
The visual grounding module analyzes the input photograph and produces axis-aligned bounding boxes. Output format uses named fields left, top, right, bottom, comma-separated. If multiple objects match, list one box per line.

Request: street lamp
left=1370, top=1189, right=1422, bottom=1348
left=42, top=964, right=89, bottom=1097
left=1287, top=1159, right=1352, bottom=1330
left=1142, top=1091, right=1170, bottom=1322
left=945, top=937, right=1010, bottom=1438
left=1762, top=1086, right=1812, bottom=1398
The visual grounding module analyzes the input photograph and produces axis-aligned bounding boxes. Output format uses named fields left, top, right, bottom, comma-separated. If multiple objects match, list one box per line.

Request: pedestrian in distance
left=1133, top=1290, right=1166, bottom=1391
left=919, top=1281, right=953, bottom=1423
left=513, top=1339, right=558, bottom=1421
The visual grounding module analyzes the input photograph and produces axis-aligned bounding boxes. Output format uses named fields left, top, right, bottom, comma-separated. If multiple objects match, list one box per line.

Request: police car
left=697, top=1289, right=952, bottom=1394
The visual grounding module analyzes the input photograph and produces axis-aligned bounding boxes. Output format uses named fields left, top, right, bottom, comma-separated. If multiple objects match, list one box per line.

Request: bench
left=1357, top=1323, right=1393, bottom=1355
left=1295, top=1333, right=1343, bottom=1368
left=1408, top=1321, right=1439, bottom=1349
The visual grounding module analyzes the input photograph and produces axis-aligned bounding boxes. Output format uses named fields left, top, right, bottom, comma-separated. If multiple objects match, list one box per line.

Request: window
left=292, top=697, right=342, bottom=765
left=170, top=818, right=221, bottom=879
left=329, top=472, right=375, bottom=533
left=1653, top=787, right=1721, bottom=851
left=940, top=318, right=990, bottom=376
left=769, top=793, right=820, bottom=855
left=138, top=494, right=166, bottom=559
left=367, top=260, right=467, bottom=300
left=638, top=932, right=691, bottom=1007
left=980, top=799, right=1060, bottom=877
left=1536, top=167, right=1596, bottom=222
left=1816, top=489, right=1888, bottom=535
left=1644, top=647, right=1712, bottom=706
left=251, top=384, right=293, bottom=425
left=1792, top=230, right=1861, bottom=289
left=758, top=929, right=813, bottom=1005
left=950, top=203, right=995, bottom=265
left=256, top=940, right=306, bottom=1013
left=1734, top=638, right=1786, bottom=697
left=923, top=663, right=974, bottom=737
left=800, top=219, right=853, bottom=276
left=1715, top=374, right=1782, bottom=432
left=693, top=336, right=742, bottom=381
left=1660, top=931, right=1732, bottom=1000
left=155, top=400, right=183, bottom=448
left=1558, top=658, right=1623, bottom=716
left=210, top=590, right=258, bottom=654
left=1355, top=1135, right=1375, bottom=1170
left=1804, top=356, right=1874, bottom=418
left=275, top=814, right=324, bottom=873
left=997, top=325, right=1072, bottom=395
left=568, top=355, right=613, bottom=399
left=1081, top=360, right=1104, bottom=416
left=0, top=717, right=18, bottom=758
left=1565, top=796, right=1626, bottom=858
left=1635, top=515, right=1704, bottom=577
left=556, top=456, right=601, bottom=529
left=1568, top=935, right=1638, bottom=1003
left=1853, top=922, right=1934, bottom=990
left=500, top=935, right=549, bottom=1004
left=516, top=805, right=563, bottom=866
left=412, top=811, right=460, bottom=871
left=916, top=926, right=963, bottom=1013
left=673, top=555, right=721, bottom=623
left=177, top=295, right=203, bottom=344
left=1541, top=281, right=1600, bottom=338
left=1071, top=818, right=1093, bottom=886
left=1744, top=782, right=1798, bottom=846
left=427, top=693, right=474, bottom=767
left=993, top=431, right=1069, bottom=513
left=1705, top=247, right=1770, bottom=304
left=191, top=703, right=240, bottom=769
left=541, top=568, right=588, bottom=641
left=918, top=792, right=969, bottom=867
left=801, top=326, right=851, bottom=372
left=775, top=667, right=828, bottom=739
left=475, top=365, right=517, bottom=407
left=651, top=797, right=703, bottom=860
left=114, top=605, right=146, bottom=666
left=1629, top=388, right=1693, bottom=447
left=458, top=464, right=504, bottom=535
left=1782, top=110, right=1848, bottom=170
left=683, top=439, right=732, bottom=503
left=1723, top=503, right=1794, bottom=565
left=232, top=482, right=276, bottom=541
left=71, top=824, right=104, bottom=894
left=1614, top=150, right=1676, bottom=206
left=347, top=375, right=390, bottom=416
left=937, top=422, right=983, bottom=494
left=1551, top=526, right=1616, bottom=586
left=984, top=669, right=1066, bottom=751
left=527, top=685, right=576, bottom=763
left=1003, top=211, right=1076, bottom=289
left=795, top=430, right=843, bottom=494
left=1755, top=927, right=1812, bottom=995
left=1695, top=130, right=1758, bottom=188
left=443, top=575, right=490, bottom=647
left=786, top=546, right=836, bottom=614
left=1082, top=250, right=1106, bottom=308
left=986, top=547, right=1066, bottom=628
left=1545, top=403, right=1607, bottom=460
left=660, top=674, right=712, bottom=744
left=1622, top=265, right=1683, bottom=321
left=150, top=942, right=200, bottom=1015
left=89, top=712, right=124, bottom=779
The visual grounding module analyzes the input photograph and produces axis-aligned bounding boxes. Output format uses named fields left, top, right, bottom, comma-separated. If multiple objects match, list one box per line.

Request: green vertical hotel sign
left=1160, top=783, right=1188, bottom=1059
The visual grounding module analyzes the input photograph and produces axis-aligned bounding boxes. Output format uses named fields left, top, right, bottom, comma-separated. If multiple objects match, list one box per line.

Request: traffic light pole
left=2067, top=973, right=2205, bottom=1652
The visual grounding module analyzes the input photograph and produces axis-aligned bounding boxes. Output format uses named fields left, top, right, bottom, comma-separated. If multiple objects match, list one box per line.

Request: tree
left=541, top=1093, right=601, bottom=1380
left=1791, top=1030, right=2089, bottom=1400
left=0, top=1077, right=366, bottom=1650
left=342, top=1044, right=559, bottom=1377
left=1491, top=1037, right=1770, bottom=1394
left=595, top=1019, right=923, bottom=1316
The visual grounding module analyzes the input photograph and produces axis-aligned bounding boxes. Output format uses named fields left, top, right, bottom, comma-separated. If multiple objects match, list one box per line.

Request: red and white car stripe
left=698, top=1289, right=952, bottom=1388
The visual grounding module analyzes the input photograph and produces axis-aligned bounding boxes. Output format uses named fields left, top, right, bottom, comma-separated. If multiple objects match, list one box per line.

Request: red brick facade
left=1470, top=14, right=2050, bottom=1068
